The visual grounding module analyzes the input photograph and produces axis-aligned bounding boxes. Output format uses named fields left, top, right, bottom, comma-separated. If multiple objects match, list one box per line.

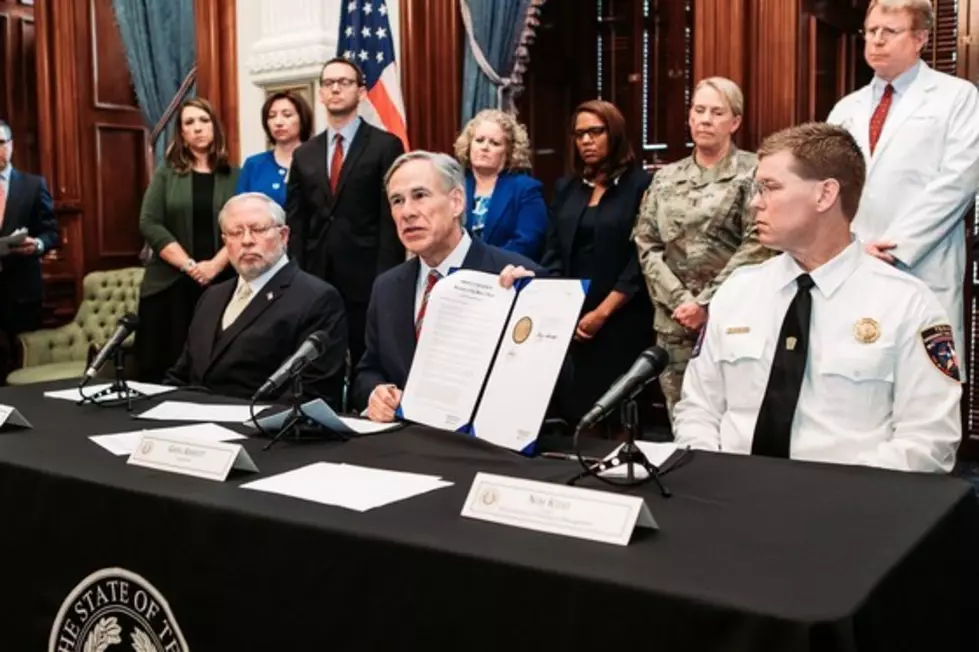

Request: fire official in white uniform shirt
left=827, top=0, right=979, bottom=359
left=674, top=123, right=961, bottom=473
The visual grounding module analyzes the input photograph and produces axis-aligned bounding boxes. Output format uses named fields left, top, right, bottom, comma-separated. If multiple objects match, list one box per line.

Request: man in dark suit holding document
left=353, top=151, right=542, bottom=422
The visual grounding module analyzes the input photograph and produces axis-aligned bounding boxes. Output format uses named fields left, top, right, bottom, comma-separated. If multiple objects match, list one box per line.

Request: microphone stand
left=76, top=348, right=147, bottom=411
left=567, top=397, right=671, bottom=497
left=259, top=375, right=340, bottom=451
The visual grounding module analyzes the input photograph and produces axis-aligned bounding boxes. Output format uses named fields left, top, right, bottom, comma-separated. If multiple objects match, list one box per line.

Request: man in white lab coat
left=827, top=0, right=979, bottom=358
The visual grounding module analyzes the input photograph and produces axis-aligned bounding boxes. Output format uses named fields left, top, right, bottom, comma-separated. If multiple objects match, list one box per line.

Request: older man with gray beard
left=166, top=192, right=348, bottom=406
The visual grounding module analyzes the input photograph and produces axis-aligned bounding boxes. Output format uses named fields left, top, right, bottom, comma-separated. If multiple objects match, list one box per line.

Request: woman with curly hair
left=453, top=109, right=548, bottom=261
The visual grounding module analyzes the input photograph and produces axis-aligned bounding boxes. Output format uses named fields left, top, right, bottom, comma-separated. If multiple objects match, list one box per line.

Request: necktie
left=329, top=134, right=344, bottom=193
left=415, top=270, right=442, bottom=340
left=869, top=84, right=894, bottom=155
left=221, top=283, right=254, bottom=331
left=751, top=273, right=815, bottom=459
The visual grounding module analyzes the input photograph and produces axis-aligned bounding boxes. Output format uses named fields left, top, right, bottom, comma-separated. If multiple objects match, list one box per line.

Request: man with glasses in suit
left=286, top=57, right=405, bottom=375
left=167, top=193, right=347, bottom=406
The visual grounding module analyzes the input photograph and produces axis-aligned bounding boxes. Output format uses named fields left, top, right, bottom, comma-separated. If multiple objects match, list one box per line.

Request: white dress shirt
left=414, top=230, right=472, bottom=319
left=674, top=242, right=961, bottom=473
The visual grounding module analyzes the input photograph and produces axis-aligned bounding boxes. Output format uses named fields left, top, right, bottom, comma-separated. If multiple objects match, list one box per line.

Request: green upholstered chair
left=6, top=267, right=144, bottom=385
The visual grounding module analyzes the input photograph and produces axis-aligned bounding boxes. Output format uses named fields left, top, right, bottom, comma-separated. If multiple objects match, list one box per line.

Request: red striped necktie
left=869, top=84, right=894, bottom=155
left=415, top=269, right=442, bottom=340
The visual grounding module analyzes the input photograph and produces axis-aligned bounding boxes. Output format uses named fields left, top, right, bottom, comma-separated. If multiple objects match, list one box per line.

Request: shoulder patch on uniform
left=921, top=324, right=960, bottom=382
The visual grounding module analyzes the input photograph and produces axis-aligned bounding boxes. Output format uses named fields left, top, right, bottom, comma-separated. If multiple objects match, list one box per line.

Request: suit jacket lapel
left=307, top=132, right=333, bottom=209
left=206, top=262, right=298, bottom=374
left=869, top=70, right=934, bottom=174
left=394, top=258, right=420, bottom=365
left=0, top=170, right=25, bottom=236
left=559, top=182, right=590, bottom=272
left=199, top=280, right=237, bottom=366
left=334, top=122, right=369, bottom=201
left=480, top=173, right=510, bottom=245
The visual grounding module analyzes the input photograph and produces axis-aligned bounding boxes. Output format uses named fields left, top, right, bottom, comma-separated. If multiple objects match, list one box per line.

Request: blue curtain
left=461, top=0, right=530, bottom=125
left=111, top=0, right=196, bottom=166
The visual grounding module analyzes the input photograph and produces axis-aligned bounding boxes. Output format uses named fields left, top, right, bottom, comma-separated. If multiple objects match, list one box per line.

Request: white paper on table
left=45, top=382, right=177, bottom=403
left=248, top=398, right=400, bottom=435
left=472, top=279, right=585, bottom=453
left=89, top=422, right=247, bottom=456
left=600, top=441, right=679, bottom=479
left=399, top=269, right=515, bottom=432
left=241, top=462, right=453, bottom=512
left=136, top=401, right=270, bottom=424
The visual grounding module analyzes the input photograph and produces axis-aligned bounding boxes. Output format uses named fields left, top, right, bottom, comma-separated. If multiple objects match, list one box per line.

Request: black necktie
left=752, top=273, right=815, bottom=458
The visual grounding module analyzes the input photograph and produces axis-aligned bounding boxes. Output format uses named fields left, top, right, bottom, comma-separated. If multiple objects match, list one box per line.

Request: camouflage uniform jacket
left=633, top=147, right=772, bottom=338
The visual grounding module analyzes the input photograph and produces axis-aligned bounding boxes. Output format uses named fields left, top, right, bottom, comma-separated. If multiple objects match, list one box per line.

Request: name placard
left=0, top=404, right=31, bottom=432
left=461, top=472, right=657, bottom=546
left=127, top=434, right=258, bottom=482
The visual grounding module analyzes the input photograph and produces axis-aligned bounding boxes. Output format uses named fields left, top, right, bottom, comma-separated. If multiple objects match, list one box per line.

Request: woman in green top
left=135, top=97, right=240, bottom=382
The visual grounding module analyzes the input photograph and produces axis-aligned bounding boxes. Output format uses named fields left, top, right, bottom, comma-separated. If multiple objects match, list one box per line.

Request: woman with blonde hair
left=453, top=109, right=548, bottom=260
left=135, top=97, right=240, bottom=382
left=634, top=76, right=771, bottom=419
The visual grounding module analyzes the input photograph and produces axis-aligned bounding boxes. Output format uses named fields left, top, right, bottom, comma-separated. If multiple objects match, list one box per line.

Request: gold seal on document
left=853, top=318, right=880, bottom=344
left=480, top=488, right=498, bottom=506
left=512, top=316, right=533, bottom=344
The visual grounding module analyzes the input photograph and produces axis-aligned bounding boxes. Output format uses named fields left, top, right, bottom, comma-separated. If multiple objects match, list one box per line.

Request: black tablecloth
left=0, top=381, right=976, bottom=651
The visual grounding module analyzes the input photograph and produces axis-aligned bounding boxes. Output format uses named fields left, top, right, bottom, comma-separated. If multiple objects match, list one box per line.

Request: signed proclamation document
left=399, top=270, right=586, bottom=453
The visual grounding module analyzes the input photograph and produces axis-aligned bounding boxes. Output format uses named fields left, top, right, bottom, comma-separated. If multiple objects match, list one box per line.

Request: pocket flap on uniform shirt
left=819, top=352, right=895, bottom=383
left=716, top=332, right=765, bottom=363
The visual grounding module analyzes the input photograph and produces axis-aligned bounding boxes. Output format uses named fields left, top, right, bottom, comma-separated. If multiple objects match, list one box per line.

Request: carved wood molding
left=195, top=0, right=240, bottom=163
left=34, top=0, right=82, bottom=203
left=399, top=0, right=461, bottom=153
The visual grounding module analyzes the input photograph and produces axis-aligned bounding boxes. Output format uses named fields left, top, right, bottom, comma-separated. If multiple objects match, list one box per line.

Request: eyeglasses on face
left=573, top=126, right=607, bottom=141
left=320, top=78, right=359, bottom=89
left=222, top=223, right=281, bottom=240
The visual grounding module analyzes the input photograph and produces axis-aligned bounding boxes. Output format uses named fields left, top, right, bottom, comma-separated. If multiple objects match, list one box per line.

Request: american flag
left=338, top=1, right=409, bottom=150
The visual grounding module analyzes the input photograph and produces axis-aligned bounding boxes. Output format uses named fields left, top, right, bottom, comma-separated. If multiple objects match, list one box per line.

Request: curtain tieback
left=150, top=65, right=198, bottom=149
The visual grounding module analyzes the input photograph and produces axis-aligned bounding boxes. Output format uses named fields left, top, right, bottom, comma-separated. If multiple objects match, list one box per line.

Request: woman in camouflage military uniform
left=634, top=77, right=772, bottom=420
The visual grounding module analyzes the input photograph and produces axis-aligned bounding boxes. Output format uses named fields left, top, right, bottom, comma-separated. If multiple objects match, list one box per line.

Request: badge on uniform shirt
left=853, top=317, right=880, bottom=344
left=921, top=324, right=960, bottom=381
left=725, top=326, right=750, bottom=334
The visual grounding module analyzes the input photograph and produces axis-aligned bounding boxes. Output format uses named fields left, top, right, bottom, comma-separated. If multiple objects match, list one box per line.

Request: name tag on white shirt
left=127, top=434, right=258, bottom=482
left=461, top=472, right=658, bottom=546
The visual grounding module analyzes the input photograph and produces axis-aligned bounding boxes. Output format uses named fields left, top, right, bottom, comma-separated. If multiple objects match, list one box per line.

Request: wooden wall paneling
left=693, top=0, right=747, bottom=86
left=34, top=0, right=84, bottom=317
left=76, top=0, right=146, bottom=272
left=194, top=0, right=239, bottom=164
left=516, top=0, right=595, bottom=198
left=0, top=1, right=40, bottom=175
left=399, top=0, right=461, bottom=154
left=745, top=0, right=800, bottom=150
left=962, top=0, right=979, bottom=81
left=693, top=0, right=748, bottom=148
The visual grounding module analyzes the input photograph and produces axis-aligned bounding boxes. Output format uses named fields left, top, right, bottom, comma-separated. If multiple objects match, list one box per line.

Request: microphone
left=578, top=346, right=670, bottom=430
left=252, top=330, right=330, bottom=400
left=81, top=313, right=140, bottom=386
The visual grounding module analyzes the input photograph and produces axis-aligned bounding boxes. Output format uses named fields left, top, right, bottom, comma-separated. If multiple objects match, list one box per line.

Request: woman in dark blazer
left=542, top=99, right=654, bottom=429
left=135, top=97, right=240, bottom=382
left=454, top=109, right=548, bottom=261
